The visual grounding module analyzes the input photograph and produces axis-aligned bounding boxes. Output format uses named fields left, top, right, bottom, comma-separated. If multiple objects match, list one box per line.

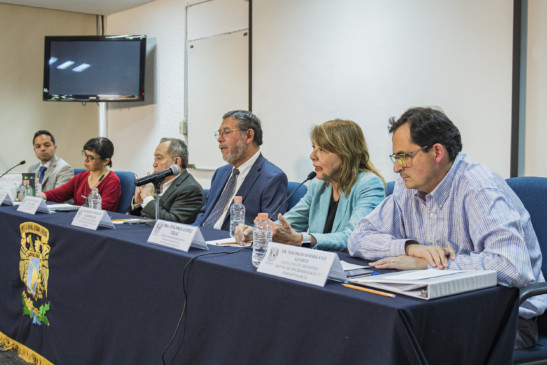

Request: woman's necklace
left=82, top=171, right=108, bottom=202
left=88, top=170, right=108, bottom=190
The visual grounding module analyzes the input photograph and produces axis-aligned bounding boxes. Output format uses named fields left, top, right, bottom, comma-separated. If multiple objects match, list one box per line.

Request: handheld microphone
left=0, top=160, right=26, bottom=180
left=135, top=164, right=181, bottom=186
left=270, top=171, right=316, bottom=219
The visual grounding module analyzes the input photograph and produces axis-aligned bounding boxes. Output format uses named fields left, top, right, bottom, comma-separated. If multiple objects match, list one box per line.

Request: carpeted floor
left=0, top=348, right=30, bottom=365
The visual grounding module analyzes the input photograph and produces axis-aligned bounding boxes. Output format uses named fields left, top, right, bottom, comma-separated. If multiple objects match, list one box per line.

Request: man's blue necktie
left=39, top=166, right=47, bottom=183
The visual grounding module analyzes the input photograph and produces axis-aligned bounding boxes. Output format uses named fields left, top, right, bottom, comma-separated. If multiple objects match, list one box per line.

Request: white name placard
left=17, top=196, right=50, bottom=214
left=147, top=220, right=208, bottom=252
left=71, top=206, right=115, bottom=230
left=257, top=242, right=346, bottom=287
left=0, top=190, right=14, bottom=206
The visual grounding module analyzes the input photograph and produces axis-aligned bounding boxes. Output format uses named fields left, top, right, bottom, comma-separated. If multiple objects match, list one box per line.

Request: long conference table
left=0, top=205, right=518, bottom=365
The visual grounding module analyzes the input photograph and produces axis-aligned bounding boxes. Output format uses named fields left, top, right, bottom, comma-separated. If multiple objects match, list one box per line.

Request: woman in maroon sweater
left=42, top=137, right=121, bottom=212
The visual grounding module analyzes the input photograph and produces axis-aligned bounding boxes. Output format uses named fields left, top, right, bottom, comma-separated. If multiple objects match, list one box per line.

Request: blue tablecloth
left=0, top=206, right=518, bottom=364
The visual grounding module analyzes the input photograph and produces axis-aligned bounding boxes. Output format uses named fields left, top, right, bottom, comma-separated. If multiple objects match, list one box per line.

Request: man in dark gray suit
left=129, top=138, right=204, bottom=223
left=28, top=130, right=73, bottom=191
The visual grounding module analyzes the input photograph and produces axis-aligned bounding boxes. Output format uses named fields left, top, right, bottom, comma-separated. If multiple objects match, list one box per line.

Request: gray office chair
left=508, top=177, right=547, bottom=364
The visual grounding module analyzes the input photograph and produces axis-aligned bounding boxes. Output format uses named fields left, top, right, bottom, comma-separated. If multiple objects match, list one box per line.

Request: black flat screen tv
left=43, top=35, right=146, bottom=102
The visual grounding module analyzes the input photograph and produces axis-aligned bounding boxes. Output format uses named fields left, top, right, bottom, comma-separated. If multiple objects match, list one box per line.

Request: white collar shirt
left=213, top=150, right=261, bottom=229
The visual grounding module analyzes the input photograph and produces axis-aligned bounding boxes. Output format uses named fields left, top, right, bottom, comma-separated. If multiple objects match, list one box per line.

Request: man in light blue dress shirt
left=348, top=107, right=547, bottom=349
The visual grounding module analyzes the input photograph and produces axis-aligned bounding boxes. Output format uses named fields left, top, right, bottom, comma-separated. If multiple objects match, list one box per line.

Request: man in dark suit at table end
left=193, top=110, right=288, bottom=230
left=348, top=106, right=547, bottom=350
left=129, top=138, right=204, bottom=223
left=28, top=130, right=73, bottom=191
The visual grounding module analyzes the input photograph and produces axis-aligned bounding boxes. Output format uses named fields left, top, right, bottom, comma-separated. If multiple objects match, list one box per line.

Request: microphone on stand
left=270, top=171, right=316, bottom=219
left=135, top=164, right=181, bottom=186
left=0, top=160, right=26, bottom=180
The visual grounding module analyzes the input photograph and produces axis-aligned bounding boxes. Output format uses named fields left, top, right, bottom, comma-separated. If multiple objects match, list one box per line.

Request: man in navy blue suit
left=193, top=110, right=288, bottom=230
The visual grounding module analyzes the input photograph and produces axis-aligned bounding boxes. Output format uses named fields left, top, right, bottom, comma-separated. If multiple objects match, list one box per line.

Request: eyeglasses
left=82, top=152, right=101, bottom=161
left=214, top=128, right=242, bottom=138
left=389, top=146, right=429, bottom=168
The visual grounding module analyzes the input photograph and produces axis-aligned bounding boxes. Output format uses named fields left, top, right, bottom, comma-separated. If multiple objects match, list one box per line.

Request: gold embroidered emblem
left=19, top=222, right=51, bottom=326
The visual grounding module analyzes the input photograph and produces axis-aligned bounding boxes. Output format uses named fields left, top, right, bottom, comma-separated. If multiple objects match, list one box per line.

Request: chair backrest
left=386, top=181, right=395, bottom=196
left=73, top=168, right=85, bottom=176
left=287, top=182, right=308, bottom=211
left=114, top=171, right=136, bottom=214
left=506, top=177, right=547, bottom=276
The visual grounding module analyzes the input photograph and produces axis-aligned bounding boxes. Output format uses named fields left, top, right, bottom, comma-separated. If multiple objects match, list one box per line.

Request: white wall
left=106, top=0, right=248, bottom=188
left=105, top=0, right=544, bottom=186
left=525, top=0, right=547, bottom=177
left=0, top=4, right=98, bottom=173
left=253, top=0, right=514, bottom=182
left=105, top=0, right=187, bottom=178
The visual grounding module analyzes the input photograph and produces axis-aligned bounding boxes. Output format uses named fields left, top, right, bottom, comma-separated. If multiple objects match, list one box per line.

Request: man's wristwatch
left=301, top=232, right=312, bottom=248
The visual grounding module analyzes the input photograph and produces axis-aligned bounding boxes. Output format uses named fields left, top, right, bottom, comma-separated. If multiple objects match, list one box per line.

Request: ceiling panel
left=0, top=0, right=156, bottom=16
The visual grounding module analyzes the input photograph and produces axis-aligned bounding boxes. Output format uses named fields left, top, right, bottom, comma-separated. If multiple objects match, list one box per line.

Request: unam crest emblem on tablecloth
left=19, top=222, right=51, bottom=326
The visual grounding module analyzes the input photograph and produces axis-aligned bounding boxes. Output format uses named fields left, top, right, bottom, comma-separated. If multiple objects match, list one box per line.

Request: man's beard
left=222, top=138, right=246, bottom=165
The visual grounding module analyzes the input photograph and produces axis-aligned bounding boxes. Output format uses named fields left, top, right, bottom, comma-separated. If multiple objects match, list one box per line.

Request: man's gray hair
left=160, top=138, right=188, bottom=168
left=222, top=110, right=263, bottom=146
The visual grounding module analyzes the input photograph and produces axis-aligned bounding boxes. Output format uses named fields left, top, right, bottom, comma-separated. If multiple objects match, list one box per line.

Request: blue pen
left=351, top=272, right=380, bottom=278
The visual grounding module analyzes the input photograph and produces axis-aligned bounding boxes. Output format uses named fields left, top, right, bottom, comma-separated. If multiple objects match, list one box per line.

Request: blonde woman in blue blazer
left=235, top=119, right=385, bottom=252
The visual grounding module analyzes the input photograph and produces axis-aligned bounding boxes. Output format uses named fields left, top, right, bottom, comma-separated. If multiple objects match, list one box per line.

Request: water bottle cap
left=257, top=213, right=268, bottom=220
left=23, top=180, right=29, bottom=184
left=233, top=196, right=242, bottom=203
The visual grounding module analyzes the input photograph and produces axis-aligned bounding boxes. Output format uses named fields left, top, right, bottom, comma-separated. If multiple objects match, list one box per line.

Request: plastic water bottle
left=34, top=178, right=42, bottom=197
left=20, top=180, right=33, bottom=199
left=88, top=188, right=102, bottom=210
left=252, top=213, right=272, bottom=268
left=229, top=196, right=245, bottom=237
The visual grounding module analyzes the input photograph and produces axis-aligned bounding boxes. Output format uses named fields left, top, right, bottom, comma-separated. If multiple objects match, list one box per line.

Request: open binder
left=350, top=269, right=497, bottom=300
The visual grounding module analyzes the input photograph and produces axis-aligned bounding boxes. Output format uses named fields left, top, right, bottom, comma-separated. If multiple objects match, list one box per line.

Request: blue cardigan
left=282, top=171, right=385, bottom=252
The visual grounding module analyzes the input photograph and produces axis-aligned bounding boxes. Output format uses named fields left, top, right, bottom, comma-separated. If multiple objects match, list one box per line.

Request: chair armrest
left=519, top=282, right=547, bottom=305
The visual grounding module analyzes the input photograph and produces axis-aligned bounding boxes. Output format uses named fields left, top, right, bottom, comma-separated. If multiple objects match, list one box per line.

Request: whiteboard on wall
left=252, top=0, right=514, bottom=182
left=187, top=30, right=249, bottom=170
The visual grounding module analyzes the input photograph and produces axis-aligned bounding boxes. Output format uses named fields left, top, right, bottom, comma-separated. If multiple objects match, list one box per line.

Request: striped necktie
left=203, top=169, right=240, bottom=228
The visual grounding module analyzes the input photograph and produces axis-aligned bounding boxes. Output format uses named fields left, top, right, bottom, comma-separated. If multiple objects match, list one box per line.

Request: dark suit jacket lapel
left=236, top=154, right=264, bottom=204
left=161, top=171, right=188, bottom=206
left=205, top=167, right=232, bottom=217
left=215, top=155, right=265, bottom=228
